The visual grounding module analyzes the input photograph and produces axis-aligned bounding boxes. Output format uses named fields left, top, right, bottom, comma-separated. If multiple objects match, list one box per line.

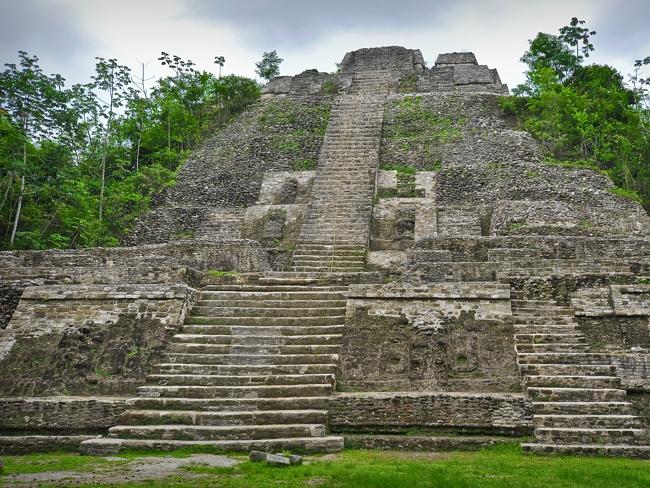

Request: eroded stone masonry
left=1, top=46, right=650, bottom=457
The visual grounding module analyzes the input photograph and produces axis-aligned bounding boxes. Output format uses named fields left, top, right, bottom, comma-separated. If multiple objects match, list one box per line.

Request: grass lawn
left=1, top=444, right=650, bottom=487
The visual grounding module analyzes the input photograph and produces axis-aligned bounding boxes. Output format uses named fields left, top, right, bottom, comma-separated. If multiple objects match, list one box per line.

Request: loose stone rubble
left=1, top=46, right=649, bottom=458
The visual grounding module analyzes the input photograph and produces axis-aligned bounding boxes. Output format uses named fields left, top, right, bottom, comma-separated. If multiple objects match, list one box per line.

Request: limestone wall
left=338, top=283, right=520, bottom=392
left=0, top=284, right=196, bottom=396
left=329, top=392, right=533, bottom=435
left=0, top=397, right=127, bottom=435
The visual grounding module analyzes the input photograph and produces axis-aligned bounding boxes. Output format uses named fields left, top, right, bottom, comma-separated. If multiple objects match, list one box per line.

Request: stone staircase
left=291, top=71, right=392, bottom=272
left=513, top=299, right=650, bottom=457
left=436, top=206, right=482, bottom=236
left=196, top=208, right=245, bottom=241
left=80, top=275, right=348, bottom=454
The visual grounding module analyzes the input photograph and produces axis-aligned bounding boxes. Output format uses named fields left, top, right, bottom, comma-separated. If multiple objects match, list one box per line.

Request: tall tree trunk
left=99, top=130, right=107, bottom=223
left=136, top=124, right=142, bottom=172
left=0, top=172, right=12, bottom=213
left=9, top=146, right=26, bottom=247
left=167, top=112, right=171, bottom=169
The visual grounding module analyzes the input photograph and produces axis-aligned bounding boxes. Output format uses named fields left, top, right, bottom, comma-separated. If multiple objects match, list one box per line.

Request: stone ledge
left=329, top=391, right=533, bottom=435
left=347, top=282, right=510, bottom=299
left=0, top=396, right=128, bottom=434
left=0, top=435, right=94, bottom=454
left=344, top=434, right=522, bottom=451
left=20, top=284, right=196, bottom=301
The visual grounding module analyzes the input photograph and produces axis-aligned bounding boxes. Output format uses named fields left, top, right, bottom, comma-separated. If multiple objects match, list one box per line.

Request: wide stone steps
left=160, top=352, right=339, bottom=365
left=119, top=409, right=329, bottom=426
left=108, top=423, right=327, bottom=441
left=130, top=396, right=332, bottom=412
left=520, top=363, right=617, bottom=376
left=180, top=324, right=346, bottom=336
left=293, top=265, right=365, bottom=272
left=534, top=415, right=641, bottom=429
left=172, top=333, right=343, bottom=345
left=534, top=428, right=648, bottom=446
left=521, top=443, right=650, bottom=458
left=194, top=299, right=346, bottom=308
left=80, top=436, right=344, bottom=455
left=203, top=285, right=348, bottom=292
left=166, top=343, right=341, bottom=355
left=514, top=324, right=579, bottom=334
left=137, top=384, right=333, bottom=399
left=515, top=343, right=589, bottom=353
left=532, top=401, right=634, bottom=415
left=190, top=306, right=344, bottom=317
left=515, top=333, right=585, bottom=344
left=185, top=316, right=345, bottom=326
left=292, top=257, right=365, bottom=265
left=155, top=363, right=338, bottom=376
left=524, top=375, right=622, bottom=389
left=147, top=373, right=335, bottom=387
left=517, top=352, right=611, bottom=365
left=199, top=291, right=346, bottom=300
left=527, top=387, right=626, bottom=402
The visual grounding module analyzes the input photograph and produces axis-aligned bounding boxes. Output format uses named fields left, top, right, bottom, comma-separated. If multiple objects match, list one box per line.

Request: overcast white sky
left=0, top=0, right=648, bottom=89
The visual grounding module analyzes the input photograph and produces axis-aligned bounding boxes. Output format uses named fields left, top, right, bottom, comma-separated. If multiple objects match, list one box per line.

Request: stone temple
left=1, top=46, right=650, bottom=458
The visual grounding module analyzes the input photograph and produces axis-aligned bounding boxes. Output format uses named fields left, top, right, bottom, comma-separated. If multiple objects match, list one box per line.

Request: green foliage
left=321, top=79, right=339, bottom=95
left=379, top=163, right=416, bottom=174
left=386, top=96, right=462, bottom=161
left=206, top=269, right=239, bottom=278
left=609, top=187, right=643, bottom=204
left=292, top=159, right=317, bottom=170
left=503, top=19, right=650, bottom=212
left=255, top=50, right=283, bottom=82
left=0, top=50, right=260, bottom=250
left=399, top=73, right=418, bottom=93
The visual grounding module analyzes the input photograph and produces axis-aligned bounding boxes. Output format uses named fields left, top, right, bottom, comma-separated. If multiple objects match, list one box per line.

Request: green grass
left=3, top=445, right=650, bottom=487
left=292, top=158, right=317, bottom=170
left=379, top=163, right=416, bottom=175
left=206, top=269, right=239, bottom=278
left=609, top=187, right=643, bottom=204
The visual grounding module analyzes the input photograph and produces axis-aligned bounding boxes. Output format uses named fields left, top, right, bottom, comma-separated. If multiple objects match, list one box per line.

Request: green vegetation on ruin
left=379, top=163, right=416, bottom=175
left=292, top=158, right=318, bottom=170
left=0, top=52, right=260, bottom=250
left=259, top=99, right=331, bottom=166
left=3, top=445, right=650, bottom=487
left=399, top=73, right=419, bottom=93
left=321, top=79, right=339, bottom=95
left=386, top=96, right=462, bottom=145
left=499, top=17, right=650, bottom=212
left=205, top=270, right=239, bottom=278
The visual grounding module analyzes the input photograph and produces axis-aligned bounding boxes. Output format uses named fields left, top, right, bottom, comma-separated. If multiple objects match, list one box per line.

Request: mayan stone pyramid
left=1, top=46, right=650, bottom=458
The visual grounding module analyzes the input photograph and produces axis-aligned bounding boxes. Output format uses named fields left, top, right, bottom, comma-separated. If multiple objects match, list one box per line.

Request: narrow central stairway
left=513, top=298, right=650, bottom=457
left=291, top=71, right=392, bottom=272
left=81, top=276, right=347, bottom=454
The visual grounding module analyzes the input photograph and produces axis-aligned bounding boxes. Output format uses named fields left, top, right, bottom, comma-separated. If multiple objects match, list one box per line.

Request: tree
left=520, top=33, right=579, bottom=84
left=214, top=56, right=225, bottom=78
left=91, top=58, right=131, bottom=223
left=0, top=51, right=67, bottom=247
left=559, top=17, right=597, bottom=62
left=503, top=19, right=650, bottom=212
left=255, top=51, right=283, bottom=82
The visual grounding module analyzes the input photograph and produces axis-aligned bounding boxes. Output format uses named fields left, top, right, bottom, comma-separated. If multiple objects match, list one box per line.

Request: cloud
left=189, top=0, right=458, bottom=48
left=593, top=0, right=650, bottom=59
left=0, top=0, right=91, bottom=77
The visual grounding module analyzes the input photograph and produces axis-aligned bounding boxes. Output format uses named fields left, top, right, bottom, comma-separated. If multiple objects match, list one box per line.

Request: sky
left=0, top=0, right=648, bottom=90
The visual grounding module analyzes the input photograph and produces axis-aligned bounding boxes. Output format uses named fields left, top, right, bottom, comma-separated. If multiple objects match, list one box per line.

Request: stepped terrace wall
left=125, top=96, right=333, bottom=246
left=0, top=284, right=196, bottom=396
left=338, top=283, right=519, bottom=392
left=329, top=392, right=532, bottom=435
